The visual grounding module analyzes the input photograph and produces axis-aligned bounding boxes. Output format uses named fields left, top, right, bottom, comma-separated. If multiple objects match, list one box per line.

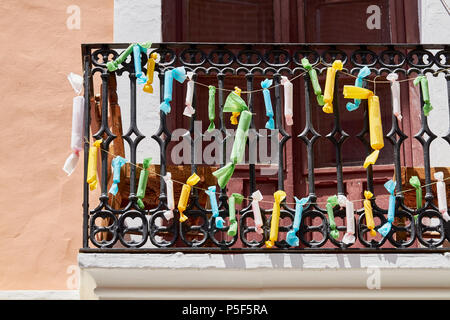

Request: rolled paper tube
left=251, top=190, right=264, bottom=234
left=206, top=186, right=224, bottom=228
left=343, top=86, right=373, bottom=100
left=265, top=190, right=286, bottom=248
left=281, top=76, right=294, bottom=126
left=177, top=173, right=201, bottom=223
left=261, top=79, right=275, bottom=130
left=364, top=95, right=384, bottom=168
left=301, top=57, right=324, bottom=106
left=343, top=86, right=384, bottom=167
left=434, top=172, right=450, bottom=222
left=208, top=85, right=216, bottom=132
left=213, top=110, right=252, bottom=189
left=143, top=52, right=158, bottom=94
left=386, top=73, right=402, bottom=121
left=106, top=41, right=152, bottom=72
left=136, top=158, right=152, bottom=209
left=86, top=139, right=102, bottom=191
left=133, top=44, right=147, bottom=84
left=159, top=66, right=187, bottom=114
left=109, top=156, right=128, bottom=196
left=326, top=195, right=340, bottom=240
left=63, top=95, right=85, bottom=176
left=106, top=44, right=134, bottom=72
left=364, top=191, right=377, bottom=236
left=227, top=193, right=244, bottom=237
left=414, top=76, right=433, bottom=116
left=163, top=172, right=175, bottom=220
left=160, top=70, right=173, bottom=114
left=286, top=196, right=310, bottom=247
left=338, top=195, right=356, bottom=245
left=379, top=180, right=397, bottom=237
left=230, top=87, right=242, bottom=125
left=323, top=60, right=343, bottom=113
left=346, top=66, right=371, bottom=111
left=183, top=72, right=195, bottom=117
left=409, top=176, right=422, bottom=211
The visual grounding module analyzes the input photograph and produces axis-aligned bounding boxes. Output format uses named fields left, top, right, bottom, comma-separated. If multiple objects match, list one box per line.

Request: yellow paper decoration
left=177, top=173, right=201, bottom=222
left=343, top=86, right=384, bottom=167
left=86, top=139, right=102, bottom=191
left=230, top=87, right=242, bottom=125
left=323, top=60, right=343, bottom=113
left=363, top=191, right=377, bottom=236
left=143, top=52, right=157, bottom=93
left=265, top=190, right=287, bottom=248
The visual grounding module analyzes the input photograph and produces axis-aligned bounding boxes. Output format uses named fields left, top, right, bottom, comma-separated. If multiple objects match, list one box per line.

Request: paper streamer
left=265, top=190, right=287, bottom=248
left=386, top=73, right=402, bottom=121
left=163, top=172, right=175, bottom=220
left=286, top=196, right=310, bottom=247
left=206, top=186, right=224, bottom=228
left=251, top=190, right=264, bottom=234
left=213, top=108, right=252, bottom=189
left=434, top=172, right=450, bottom=222
left=343, top=86, right=384, bottom=167
left=63, top=73, right=85, bottom=176
left=86, top=139, right=102, bottom=191
left=409, top=176, right=422, bottom=210
left=183, top=72, right=195, bottom=117
left=326, top=195, right=339, bottom=239
left=230, top=87, right=243, bottom=125
left=177, top=173, right=201, bottom=222
left=261, top=79, right=274, bottom=130
left=227, top=193, right=244, bottom=237
left=379, top=180, right=397, bottom=237
left=338, top=195, right=356, bottom=245
left=301, top=57, right=324, bottom=106
left=208, top=85, right=216, bottom=132
left=106, top=41, right=152, bottom=72
left=346, top=66, right=371, bottom=111
left=323, top=60, right=343, bottom=113
left=143, top=52, right=158, bottom=94
left=133, top=44, right=148, bottom=84
left=109, top=156, right=128, bottom=196
left=414, top=76, right=433, bottom=116
left=363, top=191, right=377, bottom=236
left=136, top=158, right=152, bottom=209
left=160, top=66, right=187, bottom=114
left=281, top=76, right=293, bottom=126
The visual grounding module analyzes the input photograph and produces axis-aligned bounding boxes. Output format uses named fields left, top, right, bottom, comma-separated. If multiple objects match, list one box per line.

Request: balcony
left=78, top=43, right=450, bottom=299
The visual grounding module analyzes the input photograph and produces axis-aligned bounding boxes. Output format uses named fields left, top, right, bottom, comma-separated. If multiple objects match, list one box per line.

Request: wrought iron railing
left=80, top=43, right=450, bottom=253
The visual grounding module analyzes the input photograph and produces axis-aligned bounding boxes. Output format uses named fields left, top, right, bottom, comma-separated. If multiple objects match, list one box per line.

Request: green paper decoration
left=414, top=76, right=433, bottom=116
left=301, top=57, right=324, bottom=106
left=326, top=195, right=339, bottom=239
left=208, top=85, right=216, bottom=132
left=136, top=157, right=152, bottom=209
left=227, top=193, right=244, bottom=237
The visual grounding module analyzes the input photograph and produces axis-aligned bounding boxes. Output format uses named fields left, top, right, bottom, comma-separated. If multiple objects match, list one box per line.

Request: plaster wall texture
left=420, top=0, right=450, bottom=166
left=0, top=0, right=113, bottom=289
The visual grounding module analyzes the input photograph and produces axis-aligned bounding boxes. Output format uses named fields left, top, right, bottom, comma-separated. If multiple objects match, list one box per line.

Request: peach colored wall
left=0, top=0, right=113, bottom=289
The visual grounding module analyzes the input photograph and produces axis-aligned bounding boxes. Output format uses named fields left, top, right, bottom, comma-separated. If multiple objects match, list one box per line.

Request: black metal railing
left=80, top=43, right=450, bottom=253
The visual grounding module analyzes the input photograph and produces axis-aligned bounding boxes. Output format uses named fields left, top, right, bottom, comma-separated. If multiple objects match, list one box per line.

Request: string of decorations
left=83, top=137, right=449, bottom=207
left=65, top=43, right=450, bottom=246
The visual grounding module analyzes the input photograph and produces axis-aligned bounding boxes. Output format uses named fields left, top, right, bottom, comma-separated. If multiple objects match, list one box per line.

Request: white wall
left=420, top=0, right=450, bottom=167
left=114, top=0, right=162, bottom=164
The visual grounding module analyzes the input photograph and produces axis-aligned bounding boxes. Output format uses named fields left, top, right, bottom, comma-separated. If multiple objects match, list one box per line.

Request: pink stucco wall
left=0, top=0, right=113, bottom=289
